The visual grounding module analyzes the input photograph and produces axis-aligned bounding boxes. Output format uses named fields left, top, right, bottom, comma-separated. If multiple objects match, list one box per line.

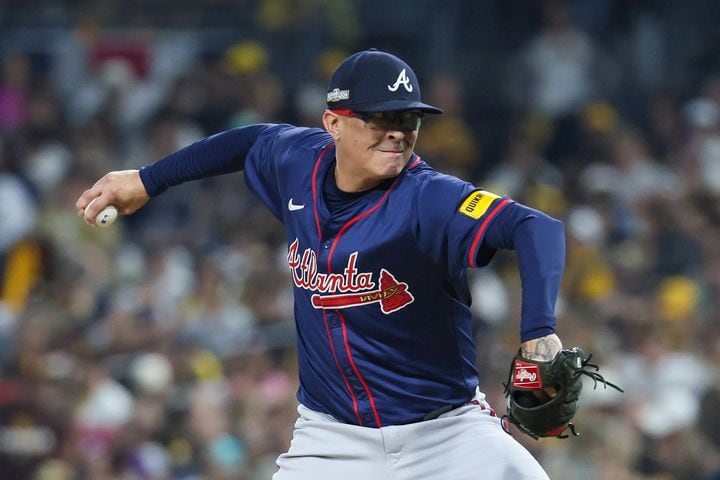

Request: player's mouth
left=374, top=143, right=407, bottom=154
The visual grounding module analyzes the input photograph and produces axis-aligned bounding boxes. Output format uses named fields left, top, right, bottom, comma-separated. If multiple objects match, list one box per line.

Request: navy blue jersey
left=244, top=125, right=524, bottom=427
left=140, top=123, right=564, bottom=428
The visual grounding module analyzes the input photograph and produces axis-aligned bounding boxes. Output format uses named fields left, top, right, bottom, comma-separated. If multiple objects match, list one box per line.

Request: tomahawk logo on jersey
left=287, top=239, right=415, bottom=314
left=310, top=269, right=414, bottom=314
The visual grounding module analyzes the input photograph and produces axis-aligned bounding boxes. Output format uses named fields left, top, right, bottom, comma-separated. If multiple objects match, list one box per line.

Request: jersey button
left=357, top=392, right=367, bottom=400
left=344, top=368, right=353, bottom=376
left=322, top=241, right=330, bottom=249
left=328, top=317, right=339, bottom=327
left=364, top=413, right=373, bottom=423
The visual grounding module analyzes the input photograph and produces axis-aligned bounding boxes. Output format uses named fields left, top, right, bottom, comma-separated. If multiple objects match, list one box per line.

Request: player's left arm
left=413, top=181, right=564, bottom=343
left=480, top=202, right=566, bottom=353
left=520, top=333, right=563, bottom=361
left=481, top=202, right=566, bottom=398
left=480, top=202, right=622, bottom=434
left=520, top=333, right=563, bottom=400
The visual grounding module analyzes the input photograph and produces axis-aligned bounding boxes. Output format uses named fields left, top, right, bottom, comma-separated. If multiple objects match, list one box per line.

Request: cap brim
left=343, top=100, right=443, bottom=114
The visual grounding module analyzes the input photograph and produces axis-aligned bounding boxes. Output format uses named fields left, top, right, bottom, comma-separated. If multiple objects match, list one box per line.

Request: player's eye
left=356, top=111, right=423, bottom=131
left=399, top=111, right=424, bottom=129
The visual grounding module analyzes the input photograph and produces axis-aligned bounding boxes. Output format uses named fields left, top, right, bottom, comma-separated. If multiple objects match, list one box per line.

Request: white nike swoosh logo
left=288, top=199, right=305, bottom=211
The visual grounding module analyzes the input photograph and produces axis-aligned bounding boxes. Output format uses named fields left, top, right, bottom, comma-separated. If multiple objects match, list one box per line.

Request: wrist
left=520, top=333, right=562, bottom=361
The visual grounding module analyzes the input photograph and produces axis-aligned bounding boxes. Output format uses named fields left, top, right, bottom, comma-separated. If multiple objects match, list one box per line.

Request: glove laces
left=576, top=353, right=624, bottom=393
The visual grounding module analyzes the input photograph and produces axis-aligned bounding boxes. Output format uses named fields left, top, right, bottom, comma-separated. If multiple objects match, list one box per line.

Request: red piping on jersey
left=324, top=176, right=401, bottom=428
left=408, top=155, right=421, bottom=169
left=337, top=310, right=382, bottom=426
left=311, top=144, right=333, bottom=240
left=326, top=177, right=399, bottom=260
left=468, top=198, right=512, bottom=268
left=311, top=144, right=363, bottom=425
left=321, top=309, right=362, bottom=425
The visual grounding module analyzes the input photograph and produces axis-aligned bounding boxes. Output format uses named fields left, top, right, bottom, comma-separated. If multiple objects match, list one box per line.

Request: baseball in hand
left=84, top=198, right=118, bottom=227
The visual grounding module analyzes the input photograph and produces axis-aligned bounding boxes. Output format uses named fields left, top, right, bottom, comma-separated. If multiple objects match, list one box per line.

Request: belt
left=423, top=399, right=473, bottom=421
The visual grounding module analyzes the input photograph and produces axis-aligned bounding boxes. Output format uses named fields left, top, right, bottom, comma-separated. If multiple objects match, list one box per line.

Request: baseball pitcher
left=77, top=49, right=620, bottom=479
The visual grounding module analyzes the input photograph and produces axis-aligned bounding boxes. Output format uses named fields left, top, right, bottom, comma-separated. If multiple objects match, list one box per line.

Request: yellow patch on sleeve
left=458, top=190, right=501, bottom=219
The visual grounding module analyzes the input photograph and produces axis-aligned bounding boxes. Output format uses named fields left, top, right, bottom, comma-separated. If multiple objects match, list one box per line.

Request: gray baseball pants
left=273, top=391, right=550, bottom=480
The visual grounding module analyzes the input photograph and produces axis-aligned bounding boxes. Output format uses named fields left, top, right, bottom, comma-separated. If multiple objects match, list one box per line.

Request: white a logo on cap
left=388, top=69, right=413, bottom=92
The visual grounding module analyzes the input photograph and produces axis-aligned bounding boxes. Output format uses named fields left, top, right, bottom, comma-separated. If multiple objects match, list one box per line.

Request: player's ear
left=322, top=110, right=342, bottom=140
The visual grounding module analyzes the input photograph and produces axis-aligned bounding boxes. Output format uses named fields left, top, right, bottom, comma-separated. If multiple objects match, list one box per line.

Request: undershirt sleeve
left=481, top=203, right=566, bottom=342
left=138, top=124, right=273, bottom=197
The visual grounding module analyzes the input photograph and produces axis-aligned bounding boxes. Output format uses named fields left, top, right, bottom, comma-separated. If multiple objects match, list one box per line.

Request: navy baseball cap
left=326, top=49, right=443, bottom=114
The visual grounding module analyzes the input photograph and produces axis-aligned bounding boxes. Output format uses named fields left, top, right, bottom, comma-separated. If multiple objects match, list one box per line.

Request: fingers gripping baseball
left=76, top=169, right=150, bottom=225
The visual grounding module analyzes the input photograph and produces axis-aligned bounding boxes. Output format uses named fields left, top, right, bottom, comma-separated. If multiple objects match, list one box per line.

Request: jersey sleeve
left=414, top=175, right=513, bottom=274
left=415, top=178, right=565, bottom=342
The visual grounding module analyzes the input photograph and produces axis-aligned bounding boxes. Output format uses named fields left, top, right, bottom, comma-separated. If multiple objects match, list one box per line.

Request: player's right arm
left=75, top=124, right=275, bottom=224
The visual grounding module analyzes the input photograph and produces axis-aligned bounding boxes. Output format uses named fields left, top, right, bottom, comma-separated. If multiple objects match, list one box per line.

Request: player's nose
left=386, top=129, right=407, bottom=141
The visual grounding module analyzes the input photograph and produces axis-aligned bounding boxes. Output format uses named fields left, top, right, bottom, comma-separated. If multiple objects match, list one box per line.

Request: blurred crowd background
left=2, top=0, right=720, bottom=479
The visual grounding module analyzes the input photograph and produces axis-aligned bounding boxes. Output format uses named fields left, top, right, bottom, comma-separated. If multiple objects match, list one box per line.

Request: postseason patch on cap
left=458, top=190, right=500, bottom=219
left=327, top=88, right=350, bottom=103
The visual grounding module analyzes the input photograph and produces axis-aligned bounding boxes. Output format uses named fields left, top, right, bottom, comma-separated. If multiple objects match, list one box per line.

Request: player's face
left=325, top=110, right=422, bottom=189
